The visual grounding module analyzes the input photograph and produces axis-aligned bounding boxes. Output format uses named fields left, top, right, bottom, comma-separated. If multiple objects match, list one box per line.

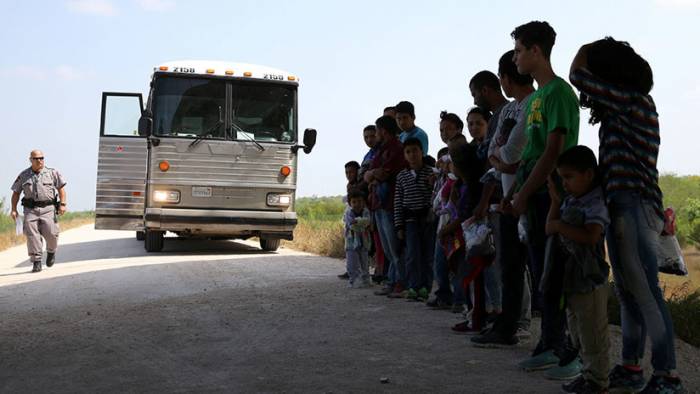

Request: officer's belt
left=21, top=199, right=55, bottom=208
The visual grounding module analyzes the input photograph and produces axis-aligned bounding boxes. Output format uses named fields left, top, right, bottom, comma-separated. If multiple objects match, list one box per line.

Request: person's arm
left=58, top=187, right=67, bottom=215
left=569, top=43, right=590, bottom=78
left=489, top=155, right=519, bottom=174
left=550, top=222, right=604, bottom=245
left=472, top=182, right=496, bottom=220
left=10, top=191, right=20, bottom=221
left=512, top=131, right=565, bottom=215
left=545, top=179, right=562, bottom=235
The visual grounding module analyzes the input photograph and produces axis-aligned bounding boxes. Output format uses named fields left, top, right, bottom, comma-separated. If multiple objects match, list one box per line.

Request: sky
left=2, top=0, right=700, bottom=211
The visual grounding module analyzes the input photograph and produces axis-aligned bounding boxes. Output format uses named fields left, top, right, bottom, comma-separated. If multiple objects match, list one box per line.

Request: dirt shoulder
left=0, top=225, right=698, bottom=393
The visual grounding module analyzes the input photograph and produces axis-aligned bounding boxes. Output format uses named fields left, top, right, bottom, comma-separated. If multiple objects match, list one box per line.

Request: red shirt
left=368, top=136, right=408, bottom=212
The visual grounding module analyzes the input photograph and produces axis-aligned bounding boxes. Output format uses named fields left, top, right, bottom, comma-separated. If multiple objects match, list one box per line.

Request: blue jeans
left=405, top=216, right=435, bottom=290
left=606, top=191, right=676, bottom=373
left=374, top=209, right=405, bottom=287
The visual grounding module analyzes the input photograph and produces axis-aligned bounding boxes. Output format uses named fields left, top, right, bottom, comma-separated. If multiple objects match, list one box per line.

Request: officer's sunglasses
left=31, top=157, right=44, bottom=161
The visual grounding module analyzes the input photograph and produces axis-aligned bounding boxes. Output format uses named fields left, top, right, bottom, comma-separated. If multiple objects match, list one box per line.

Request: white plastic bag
left=658, top=234, right=687, bottom=276
left=462, top=219, right=491, bottom=250
left=657, top=207, right=687, bottom=276
left=15, top=214, right=23, bottom=236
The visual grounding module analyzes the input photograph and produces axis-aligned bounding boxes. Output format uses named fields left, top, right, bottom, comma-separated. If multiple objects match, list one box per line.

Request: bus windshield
left=152, top=76, right=296, bottom=143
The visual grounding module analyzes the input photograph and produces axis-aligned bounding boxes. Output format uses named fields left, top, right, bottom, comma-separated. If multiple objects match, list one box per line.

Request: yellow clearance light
left=225, top=70, right=234, bottom=75
left=159, top=66, right=168, bottom=71
left=206, top=68, right=215, bottom=74
left=159, top=161, right=170, bottom=172
left=287, top=76, right=296, bottom=81
left=244, top=71, right=252, bottom=77
left=280, top=166, right=292, bottom=177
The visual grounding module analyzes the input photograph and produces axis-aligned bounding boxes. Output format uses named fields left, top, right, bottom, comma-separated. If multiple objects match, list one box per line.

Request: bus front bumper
left=145, top=208, right=297, bottom=239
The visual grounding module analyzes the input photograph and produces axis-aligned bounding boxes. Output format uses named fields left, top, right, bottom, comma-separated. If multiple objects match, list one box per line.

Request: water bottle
left=15, top=214, right=23, bottom=236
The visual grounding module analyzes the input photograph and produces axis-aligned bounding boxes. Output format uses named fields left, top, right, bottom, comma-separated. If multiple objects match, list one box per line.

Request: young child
left=544, top=146, right=610, bottom=394
left=344, top=189, right=372, bottom=288
left=393, top=138, right=435, bottom=301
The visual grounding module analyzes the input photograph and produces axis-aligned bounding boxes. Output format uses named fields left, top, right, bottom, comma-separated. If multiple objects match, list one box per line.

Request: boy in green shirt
left=505, top=20, right=582, bottom=380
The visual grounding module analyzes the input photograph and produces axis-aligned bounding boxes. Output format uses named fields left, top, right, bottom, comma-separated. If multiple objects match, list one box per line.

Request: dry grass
left=284, top=219, right=345, bottom=258
left=0, top=218, right=94, bottom=252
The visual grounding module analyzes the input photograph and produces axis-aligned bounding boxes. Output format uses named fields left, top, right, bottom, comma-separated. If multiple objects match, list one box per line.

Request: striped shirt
left=394, top=165, right=434, bottom=229
left=570, top=68, right=663, bottom=218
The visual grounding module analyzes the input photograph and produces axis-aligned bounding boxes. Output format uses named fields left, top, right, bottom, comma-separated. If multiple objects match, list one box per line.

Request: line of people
left=339, top=20, right=685, bottom=394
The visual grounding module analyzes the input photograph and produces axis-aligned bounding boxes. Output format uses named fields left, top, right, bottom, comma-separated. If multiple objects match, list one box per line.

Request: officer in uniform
left=10, top=150, right=67, bottom=273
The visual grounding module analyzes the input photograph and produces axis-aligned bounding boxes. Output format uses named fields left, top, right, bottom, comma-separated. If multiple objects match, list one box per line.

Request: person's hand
left=59, top=205, right=67, bottom=215
left=473, top=202, right=488, bottom=220
left=10, top=210, right=18, bottom=221
left=546, top=219, right=561, bottom=236
left=511, top=192, right=527, bottom=216
left=397, top=229, right=405, bottom=241
left=428, top=173, right=437, bottom=187
left=499, top=198, right=513, bottom=215
left=547, top=175, right=561, bottom=205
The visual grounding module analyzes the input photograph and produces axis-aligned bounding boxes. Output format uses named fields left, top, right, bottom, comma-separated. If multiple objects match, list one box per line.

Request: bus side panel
left=95, top=136, right=148, bottom=230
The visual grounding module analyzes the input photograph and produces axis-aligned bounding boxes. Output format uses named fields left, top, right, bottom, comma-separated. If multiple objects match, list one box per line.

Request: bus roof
left=154, top=60, right=298, bottom=83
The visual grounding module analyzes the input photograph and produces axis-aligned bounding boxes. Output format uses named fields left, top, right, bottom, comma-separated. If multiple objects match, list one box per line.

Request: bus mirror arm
left=293, top=128, right=316, bottom=154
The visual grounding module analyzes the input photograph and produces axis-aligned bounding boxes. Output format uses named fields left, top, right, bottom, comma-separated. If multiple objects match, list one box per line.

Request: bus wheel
left=260, top=238, right=280, bottom=252
left=145, top=230, right=164, bottom=252
left=136, top=231, right=145, bottom=241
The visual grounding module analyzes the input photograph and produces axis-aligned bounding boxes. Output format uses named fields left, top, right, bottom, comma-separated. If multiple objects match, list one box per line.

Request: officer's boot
left=46, top=252, right=55, bottom=268
left=31, top=260, right=42, bottom=273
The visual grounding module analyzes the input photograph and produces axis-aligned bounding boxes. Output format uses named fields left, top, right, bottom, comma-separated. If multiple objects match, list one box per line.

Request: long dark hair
left=582, top=37, right=653, bottom=124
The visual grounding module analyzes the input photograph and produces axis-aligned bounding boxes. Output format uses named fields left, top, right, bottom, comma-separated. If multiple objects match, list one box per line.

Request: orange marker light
left=159, top=66, right=168, bottom=71
left=159, top=161, right=170, bottom=172
left=244, top=71, right=252, bottom=77
left=287, top=76, right=296, bottom=81
left=206, top=68, right=215, bottom=74
left=225, top=70, right=234, bottom=75
left=280, top=166, right=292, bottom=177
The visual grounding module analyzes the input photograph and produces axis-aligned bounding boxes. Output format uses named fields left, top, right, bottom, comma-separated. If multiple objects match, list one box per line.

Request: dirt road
left=1, top=225, right=698, bottom=393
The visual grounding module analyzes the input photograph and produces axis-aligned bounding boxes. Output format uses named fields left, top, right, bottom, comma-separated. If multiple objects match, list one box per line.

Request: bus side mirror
left=138, top=115, right=152, bottom=136
left=302, top=128, right=316, bottom=154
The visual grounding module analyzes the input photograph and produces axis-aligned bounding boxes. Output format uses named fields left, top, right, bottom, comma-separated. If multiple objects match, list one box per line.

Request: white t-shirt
left=488, top=93, right=532, bottom=194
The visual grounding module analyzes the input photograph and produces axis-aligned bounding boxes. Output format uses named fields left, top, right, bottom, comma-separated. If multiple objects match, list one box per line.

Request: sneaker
left=515, top=327, right=532, bottom=341
left=374, top=285, right=393, bottom=296
left=405, top=288, right=418, bottom=301
left=562, top=376, right=607, bottom=394
left=451, top=321, right=480, bottom=335
left=471, top=329, right=519, bottom=348
left=46, top=252, right=55, bottom=267
left=337, top=272, right=349, bottom=280
left=426, top=298, right=452, bottom=310
left=640, top=375, right=686, bottom=394
left=544, top=358, right=583, bottom=381
left=608, top=365, right=645, bottom=393
left=31, top=261, right=42, bottom=273
left=417, top=287, right=429, bottom=301
left=518, top=350, right=559, bottom=372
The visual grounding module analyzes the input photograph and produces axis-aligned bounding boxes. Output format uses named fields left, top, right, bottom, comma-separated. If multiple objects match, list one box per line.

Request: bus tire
left=260, top=238, right=280, bottom=252
left=136, top=231, right=146, bottom=241
left=145, top=230, right=164, bottom=252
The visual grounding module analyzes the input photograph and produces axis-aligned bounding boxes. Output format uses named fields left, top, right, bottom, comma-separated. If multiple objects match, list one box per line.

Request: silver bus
left=94, top=60, right=316, bottom=252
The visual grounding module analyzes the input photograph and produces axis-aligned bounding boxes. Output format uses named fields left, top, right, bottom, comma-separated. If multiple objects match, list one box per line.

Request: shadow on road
left=13, top=236, right=275, bottom=268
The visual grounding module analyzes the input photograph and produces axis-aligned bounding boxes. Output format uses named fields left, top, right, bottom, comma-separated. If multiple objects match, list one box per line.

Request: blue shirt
left=399, top=126, right=429, bottom=156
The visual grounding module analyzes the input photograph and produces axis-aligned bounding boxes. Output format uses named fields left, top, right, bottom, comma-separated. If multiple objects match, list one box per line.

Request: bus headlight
left=267, top=193, right=291, bottom=207
left=153, top=190, right=180, bottom=203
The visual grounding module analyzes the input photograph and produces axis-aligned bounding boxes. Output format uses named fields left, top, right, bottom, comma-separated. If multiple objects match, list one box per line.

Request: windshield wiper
left=230, top=121, right=265, bottom=152
left=188, top=119, right=224, bottom=149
